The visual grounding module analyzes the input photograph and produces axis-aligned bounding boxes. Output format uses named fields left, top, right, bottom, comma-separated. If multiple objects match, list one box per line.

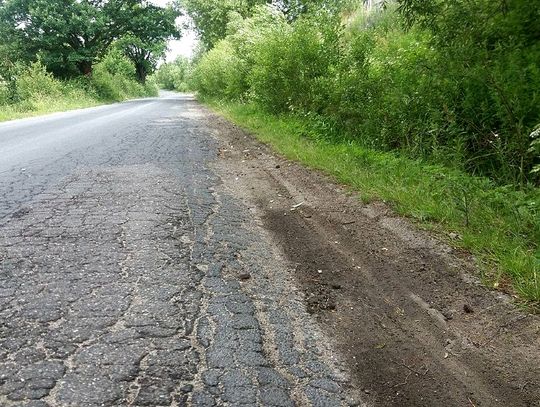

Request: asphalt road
left=0, top=93, right=357, bottom=406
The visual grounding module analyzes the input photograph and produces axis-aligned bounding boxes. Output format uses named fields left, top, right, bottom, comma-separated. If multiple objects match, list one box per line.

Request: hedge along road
left=0, top=91, right=538, bottom=407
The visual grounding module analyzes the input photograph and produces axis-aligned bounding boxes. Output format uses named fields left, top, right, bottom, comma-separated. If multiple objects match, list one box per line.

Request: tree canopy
left=177, top=0, right=267, bottom=49
left=116, top=3, right=180, bottom=83
left=0, top=0, right=181, bottom=78
left=177, top=0, right=339, bottom=48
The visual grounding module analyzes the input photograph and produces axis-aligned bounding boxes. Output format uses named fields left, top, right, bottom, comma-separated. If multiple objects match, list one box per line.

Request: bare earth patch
left=207, top=110, right=540, bottom=407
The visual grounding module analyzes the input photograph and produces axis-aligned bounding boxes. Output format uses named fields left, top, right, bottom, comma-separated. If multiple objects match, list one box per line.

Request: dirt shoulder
left=207, top=109, right=540, bottom=407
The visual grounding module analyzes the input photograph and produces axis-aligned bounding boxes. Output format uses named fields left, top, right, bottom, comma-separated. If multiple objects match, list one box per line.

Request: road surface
left=0, top=93, right=358, bottom=406
left=1, top=92, right=538, bottom=407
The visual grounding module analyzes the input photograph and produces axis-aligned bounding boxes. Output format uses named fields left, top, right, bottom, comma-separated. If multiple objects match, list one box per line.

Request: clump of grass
left=207, top=99, right=540, bottom=304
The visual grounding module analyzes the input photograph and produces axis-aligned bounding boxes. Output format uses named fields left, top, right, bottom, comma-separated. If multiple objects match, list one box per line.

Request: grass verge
left=0, top=61, right=159, bottom=123
left=0, top=85, right=157, bottom=122
left=0, top=94, right=104, bottom=122
left=206, top=99, right=540, bottom=305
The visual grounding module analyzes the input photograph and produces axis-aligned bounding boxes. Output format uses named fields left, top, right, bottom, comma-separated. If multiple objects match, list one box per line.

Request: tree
left=0, top=9, right=16, bottom=77
left=177, top=0, right=267, bottom=48
left=116, top=4, right=180, bottom=83
left=154, top=56, right=191, bottom=90
left=178, top=0, right=349, bottom=49
left=0, top=4, right=28, bottom=101
left=0, top=0, right=180, bottom=77
left=116, top=36, right=167, bottom=84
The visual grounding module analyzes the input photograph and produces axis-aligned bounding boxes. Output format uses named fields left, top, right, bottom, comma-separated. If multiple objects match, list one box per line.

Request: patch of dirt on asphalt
left=206, top=113, right=540, bottom=407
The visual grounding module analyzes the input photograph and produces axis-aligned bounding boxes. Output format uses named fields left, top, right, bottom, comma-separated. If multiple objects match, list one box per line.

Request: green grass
left=0, top=94, right=104, bottom=122
left=0, top=85, right=157, bottom=123
left=0, top=64, right=159, bottom=123
left=205, top=99, right=540, bottom=305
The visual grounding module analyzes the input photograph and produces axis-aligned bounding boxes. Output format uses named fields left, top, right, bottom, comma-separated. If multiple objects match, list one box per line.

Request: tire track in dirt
left=207, top=110, right=540, bottom=407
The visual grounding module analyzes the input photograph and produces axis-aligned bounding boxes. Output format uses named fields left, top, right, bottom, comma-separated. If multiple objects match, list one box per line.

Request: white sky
left=149, top=0, right=197, bottom=61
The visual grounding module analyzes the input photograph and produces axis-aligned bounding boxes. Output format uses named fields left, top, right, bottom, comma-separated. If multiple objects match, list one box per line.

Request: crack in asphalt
left=0, top=95, right=359, bottom=406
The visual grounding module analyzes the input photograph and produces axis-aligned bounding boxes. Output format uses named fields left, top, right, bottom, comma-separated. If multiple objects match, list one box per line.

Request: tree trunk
left=135, top=63, right=147, bottom=84
left=78, top=60, right=93, bottom=76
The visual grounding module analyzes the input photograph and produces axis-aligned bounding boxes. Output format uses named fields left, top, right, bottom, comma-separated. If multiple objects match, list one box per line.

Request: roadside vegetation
left=154, top=56, right=193, bottom=92
left=167, top=0, right=540, bottom=303
left=0, top=0, right=181, bottom=122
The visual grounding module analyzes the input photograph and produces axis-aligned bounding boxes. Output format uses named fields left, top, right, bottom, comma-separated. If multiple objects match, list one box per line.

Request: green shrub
left=189, top=1, right=540, bottom=301
left=155, top=63, right=176, bottom=90
left=394, top=0, right=540, bottom=184
left=333, top=18, right=460, bottom=160
left=191, top=40, right=247, bottom=100
left=154, top=57, right=191, bottom=91
left=13, top=61, right=63, bottom=105
left=0, top=48, right=156, bottom=121
left=97, top=48, right=136, bottom=79
left=143, top=79, right=159, bottom=97
left=90, top=70, right=123, bottom=101
left=530, top=125, right=540, bottom=176
left=191, top=1, right=540, bottom=184
left=0, top=81, right=10, bottom=105
left=90, top=48, right=155, bottom=101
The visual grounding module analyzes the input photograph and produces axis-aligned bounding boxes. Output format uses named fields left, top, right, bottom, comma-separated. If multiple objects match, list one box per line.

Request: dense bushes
left=398, top=0, right=540, bottom=184
left=0, top=53, right=157, bottom=121
left=0, top=62, right=80, bottom=116
left=186, top=1, right=539, bottom=301
left=90, top=49, right=158, bottom=101
left=190, top=2, right=540, bottom=186
left=191, top=41, right=248, bottom=99
left=154, top=57, right=192, bottom=92
left=248, top=16, right=337, bottom=113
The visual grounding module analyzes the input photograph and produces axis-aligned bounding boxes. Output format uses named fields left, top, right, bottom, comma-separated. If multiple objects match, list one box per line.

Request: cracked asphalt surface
left=0, top=93, right=359, bottom=406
